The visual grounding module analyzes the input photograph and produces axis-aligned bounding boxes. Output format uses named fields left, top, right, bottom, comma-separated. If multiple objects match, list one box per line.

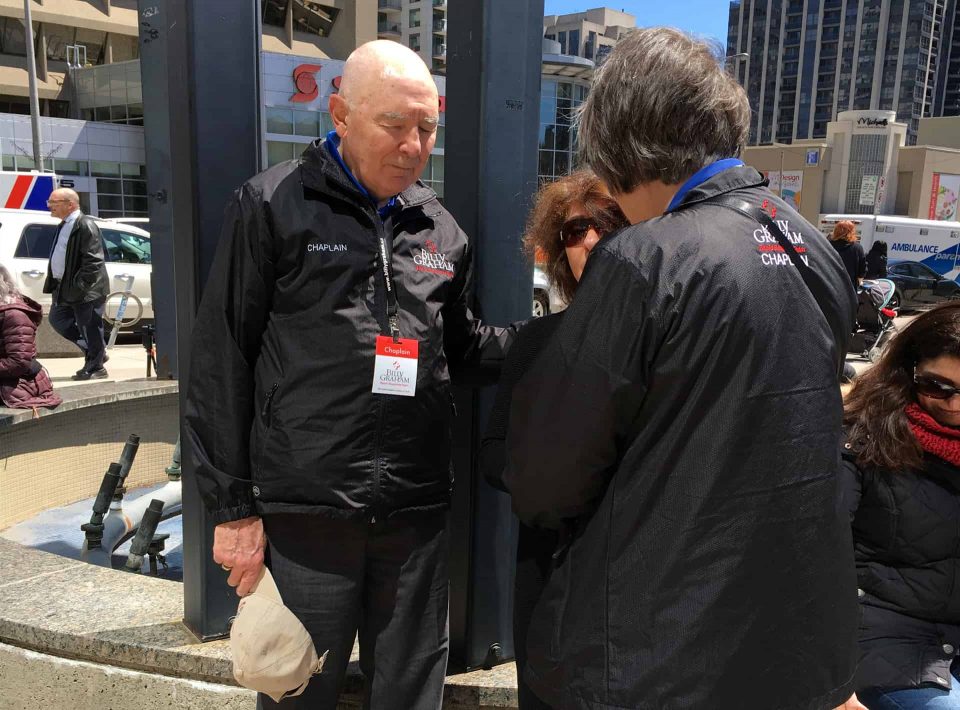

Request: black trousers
left=257, top=512, right=450, bottom=710
left=514, top=523, right=557, bottom=710
left=49, top=297, right=106, bottom=372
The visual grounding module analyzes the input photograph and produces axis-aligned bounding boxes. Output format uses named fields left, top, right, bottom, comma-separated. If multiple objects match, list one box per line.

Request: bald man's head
left=328, top=40, right=440, bottom=204
left=48, top=187, right=80, bottom=219
left=338, top=40, right=436, bottom=109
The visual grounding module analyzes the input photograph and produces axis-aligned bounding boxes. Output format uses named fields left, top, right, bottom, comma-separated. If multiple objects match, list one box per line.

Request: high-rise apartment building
left=543, top=7, right=634, bottom=63
left=377, top=0, right=447, bottom=74
left=727, top=0, right=957, bottom=146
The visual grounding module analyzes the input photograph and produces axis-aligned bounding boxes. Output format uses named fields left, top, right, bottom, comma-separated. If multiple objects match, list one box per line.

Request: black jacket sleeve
left=503, top=251, right=653, bottom=528
left=183, top=185, right=275, bottom=524
left=480, top=314, right=563, bottom=492
left=73, top=217, right=106, bottom=296
left=442, top=231, right=518, bottom=386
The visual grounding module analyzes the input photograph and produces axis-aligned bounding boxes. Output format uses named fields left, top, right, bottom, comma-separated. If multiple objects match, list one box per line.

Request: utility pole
left=779, top=149, right=784, bottom=199
left=23, top=0, right=43, bottom=171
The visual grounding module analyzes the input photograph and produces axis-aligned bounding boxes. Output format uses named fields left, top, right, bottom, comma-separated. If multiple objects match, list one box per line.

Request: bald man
left=43, top=187, right=110, bottom=379
left=185, top=42, right=514, bottom=709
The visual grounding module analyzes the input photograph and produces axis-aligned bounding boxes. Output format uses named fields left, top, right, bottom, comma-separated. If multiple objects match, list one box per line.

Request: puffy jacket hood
left=0, top=296, right=42, bottom=326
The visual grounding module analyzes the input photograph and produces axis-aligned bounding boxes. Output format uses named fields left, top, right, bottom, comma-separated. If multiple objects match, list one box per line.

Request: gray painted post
left=445, top=0, right=544, bottom=671
left=138, top=0, right=263, bottom=640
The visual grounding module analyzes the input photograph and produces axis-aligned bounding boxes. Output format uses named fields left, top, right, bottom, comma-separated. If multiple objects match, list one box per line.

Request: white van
left=0, top=208, right=153, bottom=323
left=819, top=214, right=960, bottom=281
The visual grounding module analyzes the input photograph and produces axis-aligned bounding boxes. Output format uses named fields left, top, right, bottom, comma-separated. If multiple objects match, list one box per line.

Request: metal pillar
left=445, top=0, right=544, bottom=671
left=138, top=0, right=262, bottom=640
left=23, top=0, right=43, bottom=171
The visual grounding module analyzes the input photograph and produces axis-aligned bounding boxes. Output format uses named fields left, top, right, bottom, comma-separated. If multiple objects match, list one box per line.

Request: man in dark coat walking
left=503, top=28, right=862, bottom=710
left=43, top=187, right=110, bottom=380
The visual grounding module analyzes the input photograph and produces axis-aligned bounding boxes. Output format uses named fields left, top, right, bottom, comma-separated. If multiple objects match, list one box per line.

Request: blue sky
left=543, top=0, right=731, bottom=44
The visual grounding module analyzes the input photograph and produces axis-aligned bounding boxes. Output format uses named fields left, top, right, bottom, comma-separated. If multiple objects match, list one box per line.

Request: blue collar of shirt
left=324, top=131, right=398, bottom=218
left=666, top=158, right=745, bottom=213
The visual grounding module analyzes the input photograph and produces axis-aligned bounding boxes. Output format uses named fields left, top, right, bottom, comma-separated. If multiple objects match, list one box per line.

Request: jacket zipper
left=262, top=382, right=279, bottom=427
left=256, top=383, right=279, bottom=482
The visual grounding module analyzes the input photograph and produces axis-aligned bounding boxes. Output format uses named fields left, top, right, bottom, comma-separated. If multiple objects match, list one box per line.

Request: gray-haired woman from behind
left=0, top=266, right=60, bottom=410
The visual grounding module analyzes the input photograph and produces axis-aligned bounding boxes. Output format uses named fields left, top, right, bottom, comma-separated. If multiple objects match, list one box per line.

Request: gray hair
left=578, top=28, right=751, bottom=194
left=0, top=264, right=21, bottom=305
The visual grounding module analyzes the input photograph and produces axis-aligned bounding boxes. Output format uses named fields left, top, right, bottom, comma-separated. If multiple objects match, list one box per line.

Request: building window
left=92, top=162, right=148, bottom=218
left=0, top=18, right=26, bottom=57
left=538, top=78, right=588, bottom=183
left=410, top=8, right=421, bottom=28
left=262, top=1, right=339, bottom=37
left=568, top=29, right=580, bottom=57
left=585, top=31, right=596, bottom=60
left=557, top=31, right=566, bottom=54
left=409, top=33, right=421, bottom=52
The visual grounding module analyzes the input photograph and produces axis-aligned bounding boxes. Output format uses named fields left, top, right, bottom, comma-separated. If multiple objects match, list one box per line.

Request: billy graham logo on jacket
left=413, top=239, right=455, bottom=278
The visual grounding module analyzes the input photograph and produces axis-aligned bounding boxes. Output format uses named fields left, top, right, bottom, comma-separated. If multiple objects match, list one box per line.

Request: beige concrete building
left=742, top=141, right=831, bottom=224
left=376, top=0, right=446, bottom=74
left=917, top=116, right=960, bottom=150
left=262, top=0, right=376, bottom=60
left=543, top=7, right=634, bottom=63
left=744, top=113, right=960, bottom=223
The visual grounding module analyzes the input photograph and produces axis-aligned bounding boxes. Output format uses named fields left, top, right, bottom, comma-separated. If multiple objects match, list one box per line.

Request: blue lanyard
left=324, top=130, right=398, bottom=217
left=666, top=158, right=745, bottom=213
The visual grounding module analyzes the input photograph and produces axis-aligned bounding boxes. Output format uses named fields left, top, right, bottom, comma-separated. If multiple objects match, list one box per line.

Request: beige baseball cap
left=230, top=566, right=328, bottom=702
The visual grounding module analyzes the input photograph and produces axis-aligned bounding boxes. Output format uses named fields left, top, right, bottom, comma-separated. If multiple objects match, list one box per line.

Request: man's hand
left=213, top=516, right=266, bottom=597
left=834, top=692, right=869, bottom=710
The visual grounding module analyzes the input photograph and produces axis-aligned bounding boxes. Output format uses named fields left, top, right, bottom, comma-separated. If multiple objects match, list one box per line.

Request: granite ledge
left=0, top=379, right=179, bottom=429
left=0, top=539, right=518, bottom=706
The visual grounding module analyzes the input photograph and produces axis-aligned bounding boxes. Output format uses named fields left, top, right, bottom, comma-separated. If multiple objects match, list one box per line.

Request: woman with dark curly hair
left=480, top=170, right=626, bottom=710
left=842, top=301, right=960, bottom=709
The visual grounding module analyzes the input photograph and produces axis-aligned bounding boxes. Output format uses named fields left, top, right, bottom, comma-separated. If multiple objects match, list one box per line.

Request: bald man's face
left=330, top=73, right=439, bottom=203
left=47, top=191, right=77, bottom=220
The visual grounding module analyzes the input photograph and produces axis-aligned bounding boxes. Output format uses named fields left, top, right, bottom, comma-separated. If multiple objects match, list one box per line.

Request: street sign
left=859, top=175, right=879, bottom=206
left=805, top=149, right=819, bottom=166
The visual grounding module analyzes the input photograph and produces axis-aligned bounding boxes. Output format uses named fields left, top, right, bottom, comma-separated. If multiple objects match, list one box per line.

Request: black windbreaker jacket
left=184, top=139, right=512, bottom=524
left=503, top=167, right=860, bottom=710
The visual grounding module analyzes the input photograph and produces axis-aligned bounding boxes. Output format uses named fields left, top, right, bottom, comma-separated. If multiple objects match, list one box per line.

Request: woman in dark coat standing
left=865, top=240, right=888, bottom=279
left=842, top=301, right=960, bottom=709
left=480, top=171, right=626, bottom=710
left=0, top=265, right=60, bottom=410
left=831, top=220, right=868, bottom=290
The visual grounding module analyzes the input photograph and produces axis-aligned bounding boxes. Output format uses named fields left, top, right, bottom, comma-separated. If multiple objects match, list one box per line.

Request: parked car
left=533, top=265, right=565, bottom=317
left=886, top=259, right=960, bottom=311
left=0, top=208, right=153, bottom=325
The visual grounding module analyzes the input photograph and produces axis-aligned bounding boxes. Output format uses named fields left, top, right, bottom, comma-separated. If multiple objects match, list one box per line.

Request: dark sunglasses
left=559, top=217, right=606, bottom=246
left=914, top=372, right=960, bottom=400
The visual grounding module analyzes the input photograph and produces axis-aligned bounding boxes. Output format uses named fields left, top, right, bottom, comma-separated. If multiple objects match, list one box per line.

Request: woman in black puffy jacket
left=842, top=301, right=960, bottom=709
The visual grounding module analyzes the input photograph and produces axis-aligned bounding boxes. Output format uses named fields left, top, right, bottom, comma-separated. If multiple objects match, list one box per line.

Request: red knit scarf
left=905, top=403, right=960, bottom=467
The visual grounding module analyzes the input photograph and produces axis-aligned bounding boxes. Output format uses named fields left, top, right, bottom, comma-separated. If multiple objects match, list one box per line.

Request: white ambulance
left=819, top=214, right=960, bottom=282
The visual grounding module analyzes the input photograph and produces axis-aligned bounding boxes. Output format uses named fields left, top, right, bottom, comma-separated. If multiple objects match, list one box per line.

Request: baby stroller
left=849, top=278, right=898, bottom=363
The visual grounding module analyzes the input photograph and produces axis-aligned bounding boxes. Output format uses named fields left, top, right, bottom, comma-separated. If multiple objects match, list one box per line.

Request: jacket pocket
left=255, top=382, right=280, bottom=481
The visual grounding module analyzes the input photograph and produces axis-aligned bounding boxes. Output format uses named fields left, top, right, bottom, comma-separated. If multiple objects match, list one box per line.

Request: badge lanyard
left=377, top=234, right=401, bottom=342
left=372, top=231, right=419, bottom=397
